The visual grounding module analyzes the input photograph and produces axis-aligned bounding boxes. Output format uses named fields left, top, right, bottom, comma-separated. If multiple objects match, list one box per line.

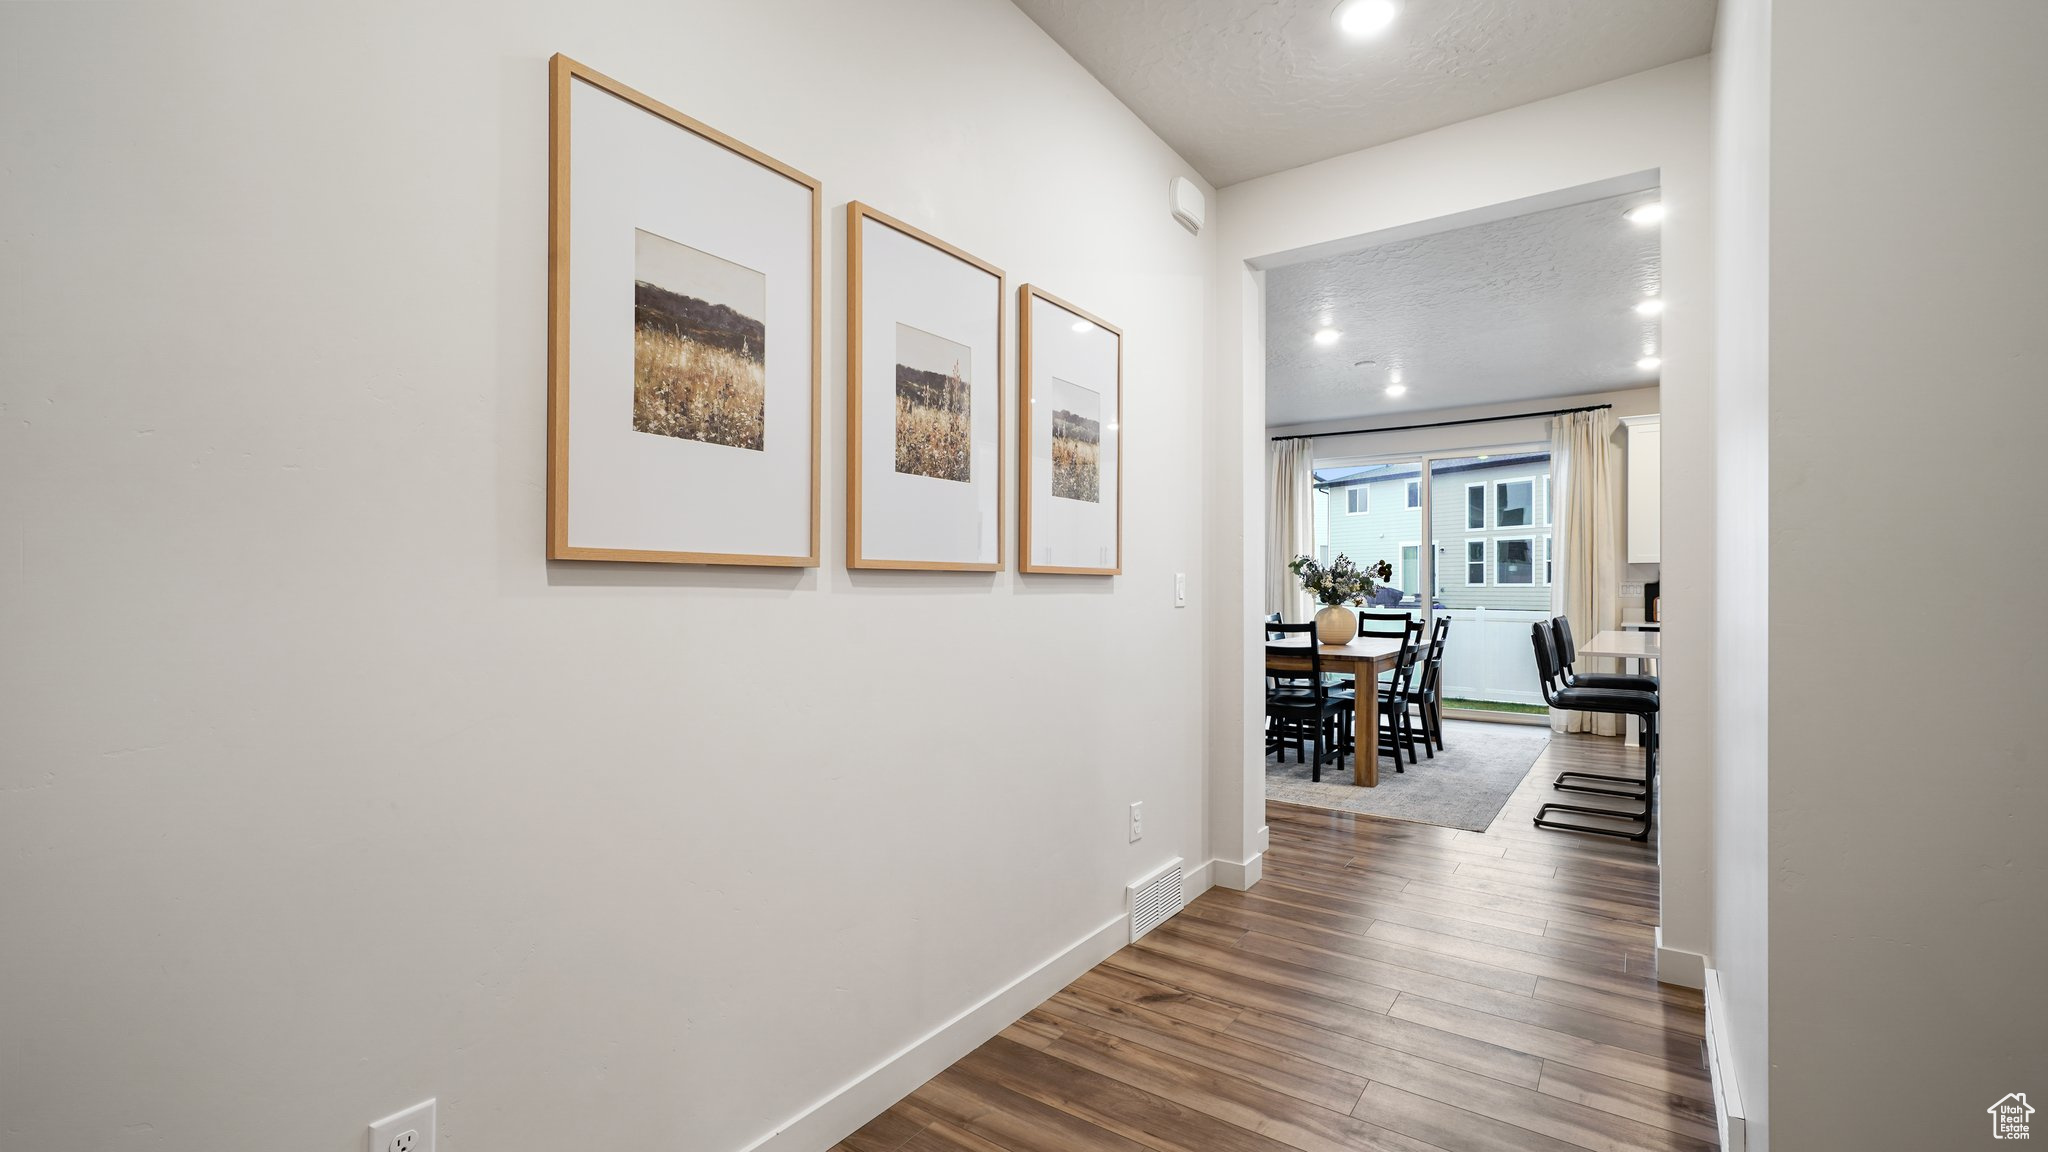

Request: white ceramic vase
left=1313, top=604, right=1357, bottom=645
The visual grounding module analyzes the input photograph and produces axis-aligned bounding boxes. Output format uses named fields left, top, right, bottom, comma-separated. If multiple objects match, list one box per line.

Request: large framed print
left=847, top=203, right=1005, bottom=571
left=547, top=54, right=821, bottom=565
left=1018, top=285, right=1122, bottom=575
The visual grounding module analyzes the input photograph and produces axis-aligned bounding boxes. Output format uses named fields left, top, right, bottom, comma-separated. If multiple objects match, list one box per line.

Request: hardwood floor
left=834, top=730, right=1712, bottom=1152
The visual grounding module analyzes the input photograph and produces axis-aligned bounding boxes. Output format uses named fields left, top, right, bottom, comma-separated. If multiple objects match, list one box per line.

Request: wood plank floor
left=834, top=729, right=1711, bottom=1152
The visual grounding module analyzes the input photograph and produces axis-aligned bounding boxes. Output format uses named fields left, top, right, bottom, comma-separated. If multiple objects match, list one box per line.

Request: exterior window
left=1538, top=476, right=1550, bottom=526
left=1465, top=484, right=1486, bottom=530
left=1405, top=480, right=1421, bottom=509
left=1543, top=536, right=1553, bottom=584
left=1346, top=486, right=1368, bottom=515
left=1497, top=537, right=1535, bottom=585
left=1496, top=479, right=1534, bottom=528
left=1465, top=540, right=1485, bottom=585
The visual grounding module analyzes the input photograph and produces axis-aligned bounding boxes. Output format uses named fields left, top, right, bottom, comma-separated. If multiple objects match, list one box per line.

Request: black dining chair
left=1358, top=610, right=1423, bottom=640
left=1265, top=623, right=1354, bottom=782
left=1410, top=615, right=1451, bottom=754
left=1329, top=609, right=1421, bottom=696
left=1530, top=621, right=1660, bottom=841
left=1331, top=625, right=1424, bottom=773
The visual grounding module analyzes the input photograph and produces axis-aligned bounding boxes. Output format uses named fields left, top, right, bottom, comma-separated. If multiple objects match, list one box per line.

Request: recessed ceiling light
left=1314, top=327, right=1342, bottom=345
left=1384, top=384, right=1407, bottom=397
left=1637, top=356, right=1663, bottom=371
left=1072, top=319, right=1094, bottom=333
left=1333, top=0, right=1400, bottom=38
left=1625, top=202, right=1666, bottom=226
left=1635, top=298, right=1665, bottom=316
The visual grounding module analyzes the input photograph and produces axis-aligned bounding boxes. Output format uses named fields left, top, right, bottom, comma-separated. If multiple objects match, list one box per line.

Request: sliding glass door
left=1310, top=460, right=1427, bottom=628
left=1312, top=444, right=1555, bottom=719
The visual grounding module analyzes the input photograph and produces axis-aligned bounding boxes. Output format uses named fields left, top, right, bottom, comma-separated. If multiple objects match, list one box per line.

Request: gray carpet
left=1265, top=719, right=1552, bottom=832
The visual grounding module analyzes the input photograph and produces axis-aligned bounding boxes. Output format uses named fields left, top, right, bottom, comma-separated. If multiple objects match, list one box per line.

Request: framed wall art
left=547, top=54, right=822, bottom=565
left=847, top=202, right=1005, bottom=570
left=1018, top=285, right=1122, bottom=575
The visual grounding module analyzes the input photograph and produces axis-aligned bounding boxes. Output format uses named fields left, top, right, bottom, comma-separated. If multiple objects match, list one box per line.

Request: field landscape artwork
left=1047, top=376, right=1102, bottom=503
left=892, top=322, right=973, bottom=483
left=631, top=228, right=767, bottom=451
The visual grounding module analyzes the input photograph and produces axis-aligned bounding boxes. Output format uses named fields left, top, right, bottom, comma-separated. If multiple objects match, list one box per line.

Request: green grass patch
left=1443, top=697, right=1549, bottom=716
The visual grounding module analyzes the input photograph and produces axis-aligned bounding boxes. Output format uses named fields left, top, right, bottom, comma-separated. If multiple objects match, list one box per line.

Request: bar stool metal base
left=1533, top=800, right=1651, bottom=841
left=1553, top=770, right=1649, bottom=798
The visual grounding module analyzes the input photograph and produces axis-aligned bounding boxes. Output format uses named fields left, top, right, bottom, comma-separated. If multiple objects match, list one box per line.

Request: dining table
left=1265, top=633, right=1406, bottom=786
left=1576, top=628, right=1661, bottom=745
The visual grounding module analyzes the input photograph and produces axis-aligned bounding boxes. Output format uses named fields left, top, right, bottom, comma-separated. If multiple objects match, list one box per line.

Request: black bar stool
left=1549, top=616, right=1659, bottom=797
left=1530, top=621, right=1659, bottom=841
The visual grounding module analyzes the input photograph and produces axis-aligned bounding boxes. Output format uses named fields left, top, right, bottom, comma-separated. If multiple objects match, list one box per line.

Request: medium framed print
left=1018, top=285, right=1122, bottom=574
left=547, top=54, right=822, bottom=565
left=847, top=202, right=1005, bottom=570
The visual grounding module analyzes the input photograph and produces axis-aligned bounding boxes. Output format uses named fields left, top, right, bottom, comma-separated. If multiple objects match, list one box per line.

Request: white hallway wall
left=1709, top=0, right=1771, bottom=1143
left=1763, top=2, right=2048, bottom=1148
left=1210, top=59, right=1716, bottom=978
left=0, top=3, right=1215, bottom=1150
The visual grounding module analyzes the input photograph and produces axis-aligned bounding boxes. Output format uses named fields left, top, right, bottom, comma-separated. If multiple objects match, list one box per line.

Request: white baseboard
left=1654, top=928, right=1707, bottom=989
left=1703, top=969, right=1749, bottom=1152
left=738, top=857, right=1228, bottom=1152
left=1212, top=850, right=1263, bottom=891
left=737, top=911, right=1127, bottom=1152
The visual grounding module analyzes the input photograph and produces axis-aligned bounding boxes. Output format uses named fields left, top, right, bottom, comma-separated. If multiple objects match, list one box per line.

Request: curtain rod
left=1270, top=402, right=1612, bottom=442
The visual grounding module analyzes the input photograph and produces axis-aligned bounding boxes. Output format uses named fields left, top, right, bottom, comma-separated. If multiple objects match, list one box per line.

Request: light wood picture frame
left=1018, top=285, right=1123, bottom=575
left=847, top=202, right=1007, bottom=571
left=547, top=54, right=822, bottom=566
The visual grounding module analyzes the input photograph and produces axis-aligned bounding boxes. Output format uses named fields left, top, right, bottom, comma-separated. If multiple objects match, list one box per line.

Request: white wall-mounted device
left=1168, top=176, right=1205, bottom=234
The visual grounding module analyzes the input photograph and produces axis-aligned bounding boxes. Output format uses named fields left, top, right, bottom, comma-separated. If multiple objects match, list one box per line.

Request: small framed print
left=1018, top=285, right=1122, bottom=575
left=547, top=54, right=822, bottom=565
left=847, top=203, right=1005, bottom=570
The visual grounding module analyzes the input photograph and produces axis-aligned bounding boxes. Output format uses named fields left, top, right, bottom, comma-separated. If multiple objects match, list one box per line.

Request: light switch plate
left=369, top=1099, right=435, bottom=1152
left=1174, top=573, right=1187, bottom=607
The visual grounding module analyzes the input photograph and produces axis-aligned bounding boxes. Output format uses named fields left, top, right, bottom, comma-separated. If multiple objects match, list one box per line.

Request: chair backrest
left=1530, top=620, right=1566, bottom=705
left=1263, top=611, right=1285, bottom=641
left=1552, top=615, right=1580, bottom=670
left=1382, top=626, right=1422, bottom=703
left=1417, top=615, right=1450, bottom=693
left=1358, top=610, right=1421, bottom=640
left=1265, top=621, right=1324, bottom=698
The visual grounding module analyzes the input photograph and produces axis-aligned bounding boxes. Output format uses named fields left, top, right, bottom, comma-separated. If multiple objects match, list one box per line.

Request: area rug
left=1265, top=719, right=1551, bottom=832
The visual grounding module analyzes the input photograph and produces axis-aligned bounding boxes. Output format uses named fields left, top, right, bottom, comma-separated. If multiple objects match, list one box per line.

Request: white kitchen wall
left=1211, top=58, right=1715, bottom=980
left=0, top=3, right=1215, bottom=1150
left=1765, top=2, right=2048, bottom=1147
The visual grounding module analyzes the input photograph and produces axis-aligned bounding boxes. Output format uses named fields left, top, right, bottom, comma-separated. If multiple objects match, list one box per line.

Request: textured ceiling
left=1008, top=0, right=1715, bottom=186
left=1265, top=190, right=1662, bottom=427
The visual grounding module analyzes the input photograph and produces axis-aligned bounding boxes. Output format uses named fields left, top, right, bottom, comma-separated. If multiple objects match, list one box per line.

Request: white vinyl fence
left=1438, top=607, right=1548, bottom=707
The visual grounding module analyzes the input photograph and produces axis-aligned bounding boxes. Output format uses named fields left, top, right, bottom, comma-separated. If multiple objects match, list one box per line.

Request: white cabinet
left=1622, top=415, right=1661, bottom=564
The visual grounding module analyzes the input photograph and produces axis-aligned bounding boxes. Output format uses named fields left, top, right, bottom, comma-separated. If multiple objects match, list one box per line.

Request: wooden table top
left=1579, top=629, right=1662, bottom=660
left=1264, top=634, right=1406, bottom=664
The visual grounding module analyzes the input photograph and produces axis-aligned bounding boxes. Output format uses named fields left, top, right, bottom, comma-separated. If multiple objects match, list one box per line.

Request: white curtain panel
left=1266, top=437, right=1315, bottom=623
left=1550, top=411, right=1622, bottom=735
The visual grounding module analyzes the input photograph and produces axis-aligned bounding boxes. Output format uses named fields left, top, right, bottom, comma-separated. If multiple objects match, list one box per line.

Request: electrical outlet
left=1621, top=582, right=1646, bottom=599
left=1174, top=573, right=1187, bottom=607
left=369, top=1099, right=435, bottom=1152
left=1129, top=802, right=1143, bottom=842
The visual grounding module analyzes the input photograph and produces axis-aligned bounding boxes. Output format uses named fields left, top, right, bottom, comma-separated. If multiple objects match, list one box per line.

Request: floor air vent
left=1127, top=858, right=1186, bottom=943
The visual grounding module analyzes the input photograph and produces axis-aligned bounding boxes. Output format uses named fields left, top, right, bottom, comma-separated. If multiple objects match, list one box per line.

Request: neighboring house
left=1314, top=453, right=1553, bottom=612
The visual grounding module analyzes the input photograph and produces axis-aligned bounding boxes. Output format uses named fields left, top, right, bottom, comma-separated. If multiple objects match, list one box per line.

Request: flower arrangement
left=1289, top=553, right=1393, bottom=607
